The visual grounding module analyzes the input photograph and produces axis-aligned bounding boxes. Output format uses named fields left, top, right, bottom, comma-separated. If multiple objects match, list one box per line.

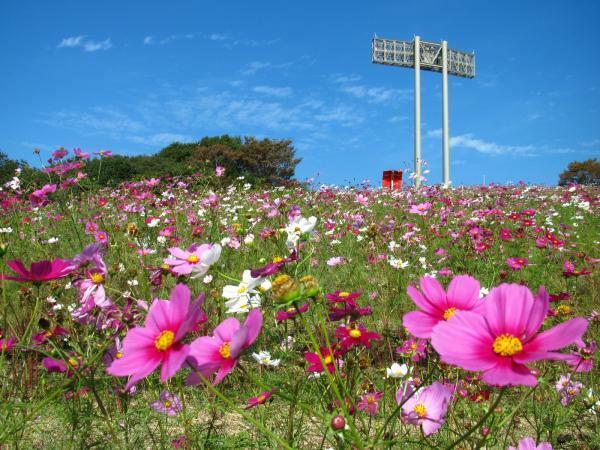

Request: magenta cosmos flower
left=431, top=284, right=589, bottom=387
left=409, top=202, right=431, bottom=215
left=402, top=275, right=483, bottom=339
left=401, top=382, right=453, bottom=436
left=357, top=391, right=383, bottom=416
left=107, top=284, right=206, bottom=390
left=163, top=243, right=221, bottom=278
left=508, top=437, right=552, bottom=450
left=1, top=258, right=75, bottom=283
left=187, top=309, right=262, bottom=386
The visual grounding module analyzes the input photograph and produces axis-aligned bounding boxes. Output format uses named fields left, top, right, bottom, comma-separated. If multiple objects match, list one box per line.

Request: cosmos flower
left=151, top=391, right=183, bottom=416
left=245, top=390, right=275, bottom=409
left=215, top=166, right=225, bottom=177
left=507, top=257, right=528, bottom=271
left=508, top=437, right=553, bottom=450
left=357, top=391, right=383, bottom=416
left=187, top=309, right=263, bottom=386
left=386, top=362, right=409, bottom=378
left=163, top=243, right=221, bottom=278
left=431, top=284, right=588, bottom=387
left=222, top=270, right=270, bottom=314
left=107, top=284, right=206, bottom=390
left=305, top=346, right=339, bottom=374
left=335, top=324, right=381, bottom=351
left=402, top=275, right=483, bottom=339
left=252, top=350, right=281, bottom=367
left=409, top=202, right=431, bottom=215
left=29, top=184, right=57, bottom=206
left=565, top=341, right=595, bottom=372
left=76, top=268, right=111, bottom=308
left=275, top=303, right=309, bottom=321
left=401, top=382, right=453, bottom=436
left=1, top=258, right=76, bottom=284
left=285, top=215, right=317, bottom=248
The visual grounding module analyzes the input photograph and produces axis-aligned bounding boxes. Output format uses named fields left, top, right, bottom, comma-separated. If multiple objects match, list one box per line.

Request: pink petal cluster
left=431, top=284, right=588, bottom=386
left=1, top=258, right=76, bottom=283
left=508, top=437, right=553, bottom=450
left=403, top=275, right=483, bottom=338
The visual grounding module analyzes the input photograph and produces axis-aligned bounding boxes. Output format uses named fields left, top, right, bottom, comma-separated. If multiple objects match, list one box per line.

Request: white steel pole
left=414, top=36, right=421, bottom=188
left=442, top=40, right=450, bottom=188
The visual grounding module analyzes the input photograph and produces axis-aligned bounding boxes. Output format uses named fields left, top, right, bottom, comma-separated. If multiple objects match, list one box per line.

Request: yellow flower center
left=187, top=255, right=199, bottom=264
left=164, top=400, right=172, bottom=408
left=323, top=355, right=333, bottom=365
left=116, top=351, right=123, bottom=359
left=287, top=307, right=296, bottom=313
left=294, top=227, right=302, bottom=233
left=556, top=305, right=572, bottom=315
left=155, top=330, right=175, bottom=351
left=237, top=286, right=247, bottom=294
left=443, top=307, right=457, bottom=320
left=90, top=273, right=104, bottom=284
left=349, top=329, right=362, bottom=339
left=257, top=394, right=267, bottom=403
left=219, top=342, right=231, bottom=359
left=414, top=404, right=427, bottom=418
left=339, top=292, right=350, bottom=298
left=367, top=395, right=376, bottom=404
left=272, top=256, right=283, bottom=263
left=492, top=334, right=523, bottom=357
left=68, top=357, right=78, bottom=368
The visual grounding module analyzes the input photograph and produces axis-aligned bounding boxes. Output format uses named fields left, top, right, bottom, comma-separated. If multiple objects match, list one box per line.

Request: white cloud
left=57, top=36, right=112, bottom=52
left=253, top=85, right=293, bottom=98
left=130, top=133, right=194, bottom=146
left=389, top=115, right=408, bottom=123
left=427, top=128, right=577, bottom=156
left=339, top=85, right=409, bottom=103
left=241, top=61, right=292, bottom=75
left=208, top=33, right=228, bottom=41
left=332, top=74, right=362, bottom=84
left=143, top=36, right=153, bottom=45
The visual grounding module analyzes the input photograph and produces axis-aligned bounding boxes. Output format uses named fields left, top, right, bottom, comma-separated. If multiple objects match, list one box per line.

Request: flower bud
left=331, top=414, right=345, bottom=431
left=271, top=274, right=301, bottom=303
left=299, top=275, right=319, bottom=298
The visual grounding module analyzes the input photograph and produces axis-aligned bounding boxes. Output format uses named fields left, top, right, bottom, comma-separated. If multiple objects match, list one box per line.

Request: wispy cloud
left=427, top=128, right=577, bottom=156
left=143, top=36, right=153, bottom=45
left=130, top=133, right=194, bottom=146
left=388, top=115, right=408, bottom=123
left=332, top=74, right=362, bottom=84
left=208, top=33, right=228, bottom=41
left=339, top=85, right=409, bottom=103
left=252, top=85, right=293, bottom=98
left=241, top=61, right=293, bottom=75
left=57, top=36, right=112, bottom=52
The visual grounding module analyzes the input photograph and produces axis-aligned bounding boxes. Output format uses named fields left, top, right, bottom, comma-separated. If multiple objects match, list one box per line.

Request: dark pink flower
left=275, top=303, right=309, bottom=321
left=507, top=257, right=528, bottom=271
left=565, top=341, right=595, bottom=372
left=245, top=390, right=275, bottom=409
left=305, top=346, right=338, bottom=374
left=357, top=391, right=383, bottom=416
left=1, top=258, right=75, bottom=283
left=335, top=324, right=381, bottom=351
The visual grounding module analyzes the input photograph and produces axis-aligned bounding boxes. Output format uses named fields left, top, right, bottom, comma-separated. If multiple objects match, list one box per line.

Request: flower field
left=0, top=153, right=598, bottom=449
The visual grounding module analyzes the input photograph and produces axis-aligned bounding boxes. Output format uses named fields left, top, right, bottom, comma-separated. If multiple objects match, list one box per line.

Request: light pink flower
left=215, top=166, right=225, bottom=177
left=187, top=309, right=262, bottom=385
left=409, top=202, right=431, bottom=215
left=402, top=275, right=483, bottom=339
left=508, top=437, right=553, bottom=450
left=431, top=284, right=588, bottom=386
left=164, top=243, right=221, bottom=278
left=402, top=382, right=453, bottom=436
left=326, top=256, right=345, bottom=267
left=107, top=284, right=206, bottom=390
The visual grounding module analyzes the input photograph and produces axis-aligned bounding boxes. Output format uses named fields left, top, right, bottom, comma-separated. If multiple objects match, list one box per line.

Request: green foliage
left=558, top=158, right=600, bottom=186
left=0, top=152, right=24, bottom=186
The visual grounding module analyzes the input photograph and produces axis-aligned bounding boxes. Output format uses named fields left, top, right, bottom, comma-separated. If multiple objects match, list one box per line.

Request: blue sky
left=1, top=1, right=599, bottom=186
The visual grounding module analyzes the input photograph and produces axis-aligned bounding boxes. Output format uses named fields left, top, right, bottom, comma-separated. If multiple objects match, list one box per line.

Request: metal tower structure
left=372, top=36, right=475, bottom=188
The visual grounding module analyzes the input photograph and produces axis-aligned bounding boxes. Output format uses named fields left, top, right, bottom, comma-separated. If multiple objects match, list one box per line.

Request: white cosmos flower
left=285, top=216, right=317, bottom=248
left=252, top=351, right=281, bottom=367
left=386, top=363, right=409, bottom=378
left=223, top=270, right=267, bottom=314
left=389, top=257, right=409, bottom=269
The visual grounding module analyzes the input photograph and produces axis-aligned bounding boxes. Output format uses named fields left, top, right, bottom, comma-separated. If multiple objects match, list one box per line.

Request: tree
left=0, top=152, right=24, bottom=186
left=558, top=159, right=600, bottom=186
left=194, top=136, right=301, bottom=185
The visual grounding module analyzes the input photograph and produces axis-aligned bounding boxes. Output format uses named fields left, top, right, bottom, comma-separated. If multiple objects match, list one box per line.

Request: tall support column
left=442, top=40, right=450, bottom=187
left=414, top=36, right=421, bottom=188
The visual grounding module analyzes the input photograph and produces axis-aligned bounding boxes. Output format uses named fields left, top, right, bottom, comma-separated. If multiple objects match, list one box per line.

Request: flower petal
left=402, top=311, right=440, bottom=339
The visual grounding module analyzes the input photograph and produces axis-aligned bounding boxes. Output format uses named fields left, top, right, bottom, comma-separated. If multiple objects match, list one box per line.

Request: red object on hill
left=382, top=170, right=402, bottom=190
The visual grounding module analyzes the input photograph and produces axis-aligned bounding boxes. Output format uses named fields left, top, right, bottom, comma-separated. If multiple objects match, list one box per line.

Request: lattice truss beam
left=372, top=38, right=475, bottom=78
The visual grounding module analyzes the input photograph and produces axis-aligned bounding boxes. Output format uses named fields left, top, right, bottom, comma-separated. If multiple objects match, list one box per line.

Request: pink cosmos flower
left=107, top=284, right=206, bottom=390
left=275, top=303, right=309, bottom=321
left=151, top=391, right=183, bottom=416
left=215, top=166, right=225, bottom=177
left=402, top=275, right=483, bottom=339
left=508, top=437, right=553, bottom=450
left=357, top=391, right=383, bottom=416
left=401, top=382, right=453, bottom=436
left=0, top=336, right=15, bottom=353
left=565, top=341, right=595, bottom=372
left=75, top=268, right=111, bottom=308
left=29, top=184, right=57, bottom=206
left=409, top=202, right=431, bottom=215
left=431, top=284, right=589, bottom=386
left=187, top=309, right=262, bottom=386
left=245, top=390, right=275, bottom=409
left=163, top=243, right=221, bottom=278
left=326, top=256, right=345, bottom=267
left=507, top=257, right=528, bottom=271
left=43, top=357, right=68, bottom=373
left=1, top=258, right=75, bottom=283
